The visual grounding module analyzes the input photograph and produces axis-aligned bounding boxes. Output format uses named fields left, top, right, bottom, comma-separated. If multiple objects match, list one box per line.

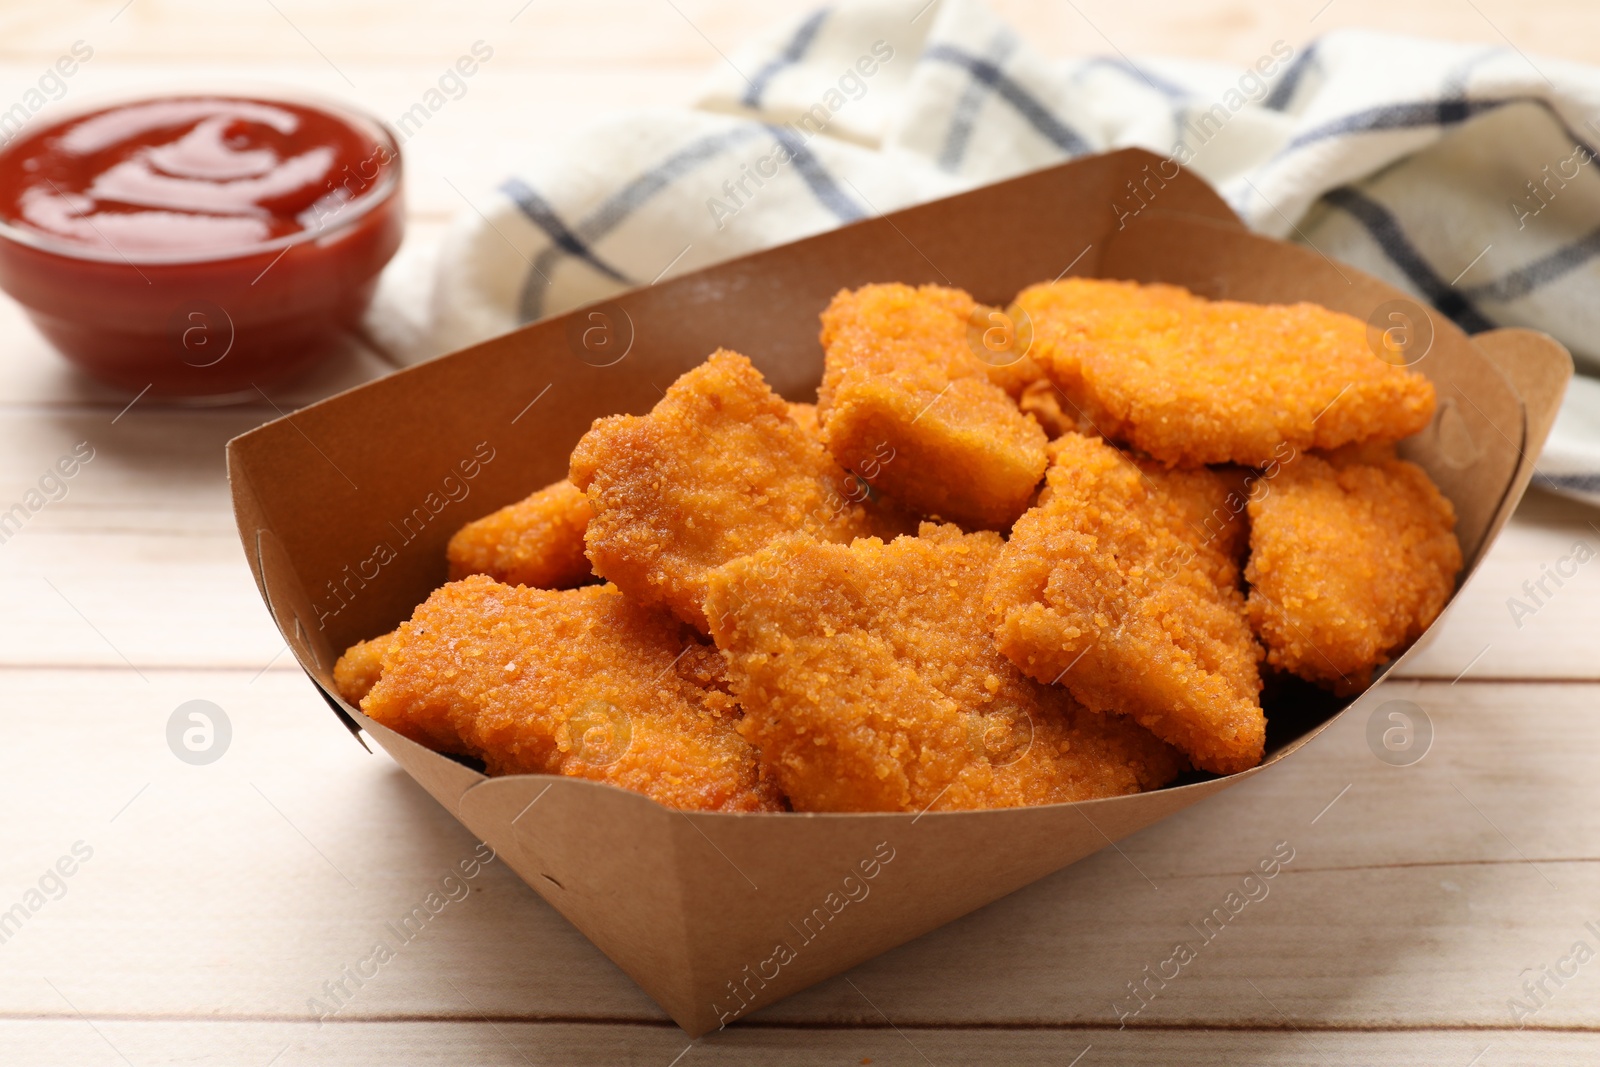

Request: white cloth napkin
left=368, top=0, right=1600, bottom=504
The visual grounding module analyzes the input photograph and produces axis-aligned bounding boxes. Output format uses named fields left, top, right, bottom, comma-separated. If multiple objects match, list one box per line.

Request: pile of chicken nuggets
left=336, top=277, right=1462, bottom=812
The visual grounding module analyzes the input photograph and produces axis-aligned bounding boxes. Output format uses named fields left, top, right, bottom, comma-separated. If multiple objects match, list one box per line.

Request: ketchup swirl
left=0, top=92, right=403, bottom=398
left=0, top=97, right=391, bottom=257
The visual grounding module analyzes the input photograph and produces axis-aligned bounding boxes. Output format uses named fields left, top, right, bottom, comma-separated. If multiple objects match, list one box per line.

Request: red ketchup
left=0, top=94, right=403, bottom=398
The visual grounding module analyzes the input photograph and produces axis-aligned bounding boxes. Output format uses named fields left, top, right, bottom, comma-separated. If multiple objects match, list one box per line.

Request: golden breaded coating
left=1018, top=378, right=1084, bottom=440
left=788, top=398, right=922, bottom=540
left=787, top=401, right=820, bottom=438
left=818, top=283, right=1048, bottom=529
left=1246, top=450, right=1461, bottom=693
left=986, top=433, right=1265, bottom=775
left=983, top=352, right=1046, bottom=399
left=570, top=349, right=883, bottom=631
left=676, top=642, right=730, bottom=691
left=1031, top=442, right=1250, bottom=594
left=1135, top=458, right=1253, bottom=592
left=971, top=307, right=1046, bottom=399
left=705, top=524, right=1187, bottom=812
left=356, top=576, right=781, bottom=812
left=446, top=479, right=593, bottom=589
left=1016, top=278, right=1437, bottom=467
left=333, top=631, right=393, bottom=705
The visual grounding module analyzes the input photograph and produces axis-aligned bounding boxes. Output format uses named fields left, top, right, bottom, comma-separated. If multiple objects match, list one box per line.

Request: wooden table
left=3, top=2, right=1597, bottom=1063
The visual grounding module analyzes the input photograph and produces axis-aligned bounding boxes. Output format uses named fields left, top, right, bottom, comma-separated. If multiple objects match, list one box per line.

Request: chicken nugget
left=1016, top=278, right=1436, bottom=467
left=355, top=575, right=781, bottom=812
left=1030, top=442, right=1249, bottom=595
left=985, top=433, right=1265, bottom=775
left=705, top=524, right=1187, bottom=812
left=789, top=398, right=922, bottom=539
left=1246, top=449, right=1461, bottom=692
left=818, top=283, right=1048, bottom=529
left=674, top=639, right=736, bottom=702
left=446, top=478, right=593, bottom=589
left=333, top=631, right=394, bottom=705
left=1133, top=457, right=1252, bottom=592
left=1017, top=378, right=1085, bottom=440
left=570, top=349, right=884, bottom=631
left=787, top=401, right=820, bottom=438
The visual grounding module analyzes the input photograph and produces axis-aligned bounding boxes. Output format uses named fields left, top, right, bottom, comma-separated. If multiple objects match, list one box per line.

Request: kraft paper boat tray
left=228, top=148, right=1571, bottom=1036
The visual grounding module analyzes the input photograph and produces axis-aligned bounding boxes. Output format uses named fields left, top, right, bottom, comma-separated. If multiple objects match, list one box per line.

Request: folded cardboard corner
left=227, top=149, right=1572, bottom=1036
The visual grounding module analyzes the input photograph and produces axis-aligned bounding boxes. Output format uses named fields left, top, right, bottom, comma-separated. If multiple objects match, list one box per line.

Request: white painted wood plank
left=0, top=1019, right=1574, bottom=1067
left=2, top=671, right=1597, bottom=1031
left=0, top=406, right=310, bottom=671
left=0, top=669, right=665, bottom=1024
left=2, top=0, right=1595, bottom=70
left=1395, top=489, right=1600, bottom=681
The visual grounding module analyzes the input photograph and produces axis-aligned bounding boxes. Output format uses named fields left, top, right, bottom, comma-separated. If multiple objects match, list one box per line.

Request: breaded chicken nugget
left=1246, top=449, right=1461, bottom=692
left=1134, top=458, right=1252, bottom=592
left=986, top=433, right=1265, bottom=775
left=446, top=478, right=593, bottom=589
left=356, top=575, right=782, bottom=812
left=705, top=524, right=1187, bottom=812
left=570, top=350, right=887, bottom=631
left=333, top=631, right=393, bottom=705
left=787, top=401, right=821, bottom=438
left=970, top=308, right=1047, bottom=400
left=984, top=355, right=1047, bottom=398
left=818, top=284, right=1048, bottom=529
left=1017, top=378, right=1083, bottom=440
left=674, top=640, right=735, bottom=697
left=788, top=397, right=921, bottom=539
left=1016, top=278, right=1437, bottom=467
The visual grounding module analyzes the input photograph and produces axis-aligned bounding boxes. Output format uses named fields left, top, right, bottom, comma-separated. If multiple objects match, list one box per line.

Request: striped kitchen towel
left=369, top=0, right=1600, bottom=504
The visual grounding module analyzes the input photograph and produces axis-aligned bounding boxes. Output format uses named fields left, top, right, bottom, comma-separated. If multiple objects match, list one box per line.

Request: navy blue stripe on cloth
left=500, top=176, right=629, bottom=283
left=1465, top=227, right=1600, bottom=303
left=1534, top=472, right=1600, bottom=495
left=937, top=33, right=1018, bottom=172
left=514, top=125, right=766, bottom=320
left=740, top=7, right=830, bottom=109
left=1262, top=41, right=1318, bottom=112
left=923, top=43, right=1092, bottom=156
left=1321, top=185, right=1498, bottom=333
left=764, top=123, right=866, bottom=221
left=1285, top=98, right=1509, bottom=152
left=1281, top=94, right=1600, bottom=158
left=576, top=126, right=766, bottom=240
left=1283, top=95, right=1600, bottom=160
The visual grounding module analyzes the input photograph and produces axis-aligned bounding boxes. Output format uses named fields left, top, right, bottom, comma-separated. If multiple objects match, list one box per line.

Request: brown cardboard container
left=227, top=149, right=1571, bottom=1036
